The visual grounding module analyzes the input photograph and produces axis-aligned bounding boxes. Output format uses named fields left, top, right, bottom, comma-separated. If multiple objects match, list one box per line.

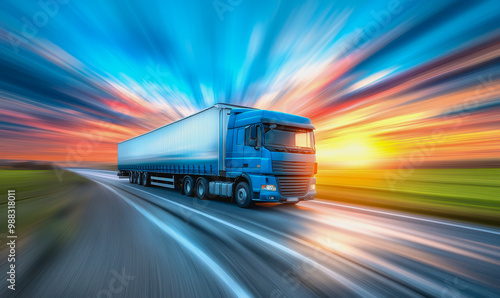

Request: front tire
left=235, top=181, right=253, bottom=208
left=183, top=176, right=195, bottom=197
left=196, top=177, right=209, bottom=200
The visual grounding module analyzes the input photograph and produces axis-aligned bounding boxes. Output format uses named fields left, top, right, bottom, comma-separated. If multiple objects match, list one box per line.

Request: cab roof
left=233, top=110, right=315, bottom=130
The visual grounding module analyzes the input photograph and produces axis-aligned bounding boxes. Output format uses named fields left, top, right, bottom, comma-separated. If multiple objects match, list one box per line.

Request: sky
left=0, top=0, right=499, bottom=168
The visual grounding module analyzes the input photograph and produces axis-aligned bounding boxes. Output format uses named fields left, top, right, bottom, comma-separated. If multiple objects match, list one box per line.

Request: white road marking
left=94, top=180, right=251, bottom=298
left=306, top=200, right=500, bottom=236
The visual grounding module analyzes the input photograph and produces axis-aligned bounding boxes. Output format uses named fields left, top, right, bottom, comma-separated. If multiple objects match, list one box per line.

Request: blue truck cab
left=225, top=108, right=317, bottom=206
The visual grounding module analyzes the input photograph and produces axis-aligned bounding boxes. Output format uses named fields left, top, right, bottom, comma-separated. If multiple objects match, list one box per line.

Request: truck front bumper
left=250, top=176, right=316, bottom=203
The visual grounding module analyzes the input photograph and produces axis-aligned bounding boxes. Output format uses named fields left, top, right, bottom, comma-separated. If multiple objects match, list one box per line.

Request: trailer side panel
left=118, top=106, right=230, bottom=175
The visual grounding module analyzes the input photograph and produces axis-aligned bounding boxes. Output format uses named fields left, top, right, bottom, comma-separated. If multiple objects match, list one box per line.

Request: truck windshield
left=263, top=125, right=315, bottom=153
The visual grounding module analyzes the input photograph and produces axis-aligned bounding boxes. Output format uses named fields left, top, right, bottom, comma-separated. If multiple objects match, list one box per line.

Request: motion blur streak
left=115, top=186, right=372, bottom=297
left=91, top=173, right=376, bottom=297
left=0, top=0, right=499, bottom=168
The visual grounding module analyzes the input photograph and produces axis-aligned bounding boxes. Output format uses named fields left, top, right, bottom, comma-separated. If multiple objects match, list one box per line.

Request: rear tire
left=196, top=177, right=209, bottom=200
left=133, top=172, right=138, bottom=184
left=129, top=172, right=133, bottom=183
left=235, top=181, right=253, bottom=208
left=183, top=176, right=195, bottom=197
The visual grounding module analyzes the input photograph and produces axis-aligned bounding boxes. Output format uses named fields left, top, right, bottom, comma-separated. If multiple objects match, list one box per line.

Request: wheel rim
left=237, top=188, right=247, bottom=204
left=186, top=180, right=191, bottom=193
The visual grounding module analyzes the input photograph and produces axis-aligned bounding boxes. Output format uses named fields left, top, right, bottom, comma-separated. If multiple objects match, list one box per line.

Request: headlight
left=310, top=184, right=316, bottom=190
left=261, top=184, right=277, bottom=191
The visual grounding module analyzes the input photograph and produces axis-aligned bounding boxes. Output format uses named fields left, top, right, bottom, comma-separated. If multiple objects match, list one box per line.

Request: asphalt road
left=3, top=169, right=500, bottom=297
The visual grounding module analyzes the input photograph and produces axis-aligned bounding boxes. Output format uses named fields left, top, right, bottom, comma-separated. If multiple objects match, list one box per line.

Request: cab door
left=226, top=127, right=245, bottom=176
left=243, top=124, right=262, bottom=174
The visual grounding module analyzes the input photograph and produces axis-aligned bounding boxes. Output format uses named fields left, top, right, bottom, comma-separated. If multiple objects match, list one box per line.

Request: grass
left=316, top=168, right=500, bottom=226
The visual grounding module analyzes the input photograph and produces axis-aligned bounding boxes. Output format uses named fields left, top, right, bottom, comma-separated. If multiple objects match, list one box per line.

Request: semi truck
left=117, top=103, right=317, bottom=208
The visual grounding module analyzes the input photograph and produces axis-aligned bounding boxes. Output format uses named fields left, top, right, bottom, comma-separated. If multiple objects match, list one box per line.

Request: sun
left=316, top=134, right=384, bottom=167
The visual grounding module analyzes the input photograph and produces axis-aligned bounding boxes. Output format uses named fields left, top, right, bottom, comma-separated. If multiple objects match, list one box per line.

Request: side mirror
left=246, top=125, right=260, bottom=148
left=250, top=125, right=257, bottom=139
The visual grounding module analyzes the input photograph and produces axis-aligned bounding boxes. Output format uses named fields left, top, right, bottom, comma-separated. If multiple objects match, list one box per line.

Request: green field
left=316, top=168, right=500, bottom=226
left=0, top=170, right=92, bottom=235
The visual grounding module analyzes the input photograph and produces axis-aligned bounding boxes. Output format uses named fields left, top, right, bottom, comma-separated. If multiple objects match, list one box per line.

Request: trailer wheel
left=132, top=172, right=138, bottom=184
left=129, top=172, right=133, bottom=183
left=235, top=181, right=253, bottom=208
left=196, top=177, right=209, bottom=200
left=142, top=172, right=149, bottom=187
left=183, top=176, right=195, bottom=197
left=137, top=172, right=143, bottom=185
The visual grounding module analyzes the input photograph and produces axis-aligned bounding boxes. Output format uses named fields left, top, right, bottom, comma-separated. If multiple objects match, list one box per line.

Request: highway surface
left=3, top=169, right=500, bottom=297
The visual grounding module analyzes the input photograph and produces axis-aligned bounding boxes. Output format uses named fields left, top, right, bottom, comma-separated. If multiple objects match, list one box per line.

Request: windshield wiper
left=267, top=144, right=287, bottom=152
left=267, top=144, right=312, bottom=153
left=284, top=145, right=301, bottom=153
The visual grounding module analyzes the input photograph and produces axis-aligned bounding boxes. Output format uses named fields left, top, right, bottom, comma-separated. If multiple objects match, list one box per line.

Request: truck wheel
left=183, top=176, right=195, bottom=197
left=132, top=172, right=138, bottom=184
left=235, top=181, right=253, bottom=208
left=137, top=172, right=143, bottom=185
left=129, top=172, right=133, bottom=183
left=142, top=172, right=149, bottom=187
left=196, top=178, right=209, bottom=200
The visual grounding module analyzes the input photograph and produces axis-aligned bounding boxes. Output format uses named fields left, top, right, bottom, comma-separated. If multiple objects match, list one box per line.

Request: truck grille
left=272, top=161, right=314, bottom=175
left=276, top=177, right=309, bottom=197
